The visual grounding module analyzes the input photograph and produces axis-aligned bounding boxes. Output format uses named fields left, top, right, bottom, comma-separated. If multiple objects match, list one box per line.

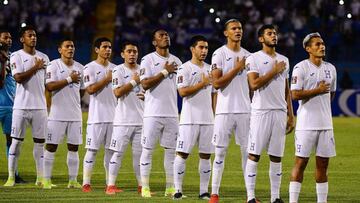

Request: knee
left=248, top=153, right=260, bottom=162
left=67, top=144, right=79, bottom=152
left=46, top=144, right=58, bottom=152
left=177, top=152, right=189, bottom=159
left=33, top=138, right=45, bottom=143
left=269, top=155, right=281, bottom=163
left=199, top=153, right=211, bottom=160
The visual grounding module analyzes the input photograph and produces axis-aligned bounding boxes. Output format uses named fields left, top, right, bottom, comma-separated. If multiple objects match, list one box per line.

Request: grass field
left=0, top=115, right=359, bottom=202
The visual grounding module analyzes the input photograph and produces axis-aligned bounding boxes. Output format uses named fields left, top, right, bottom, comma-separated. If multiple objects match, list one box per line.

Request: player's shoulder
left=276, top=52, right=289, bottom=61
left=113, top=63, right=126, bottom=74
left=48, top=58, right=60, bottom=67
left=322, top=61, right=336, bottom=70
left=141, top=52, right=155, bottom=61
left=169, top=53, right=182, bottom=64
left=73, top=60, right=84, bottom=70
left=83, top=61, right=96, bottom=71
left=240, top=47, right=251, bottom=56
left=246, top=50, right=261, bottom=60
left=212, top=45, right=226, bottom=58
left=35, top=50, right=49, bottom=60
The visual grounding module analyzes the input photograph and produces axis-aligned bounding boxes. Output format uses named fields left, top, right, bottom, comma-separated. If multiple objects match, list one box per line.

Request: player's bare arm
left=86, top=70, right=112, bottom=95
left=285, top=79, right=295, bottom=134
left=248, top=60, right=286, bottom=91
left=291, top=80, right=330, bottom=100
left=46, top=71, right=80, bottom=91
left=178, top=73, right=210, bottom=97
left=141, top=61, right=177, bottom=90
left=13, top=57, right=45, bottom=83
left=212, top=56, right=245, bottom=89
left=114, top=73, right=140, bottom=98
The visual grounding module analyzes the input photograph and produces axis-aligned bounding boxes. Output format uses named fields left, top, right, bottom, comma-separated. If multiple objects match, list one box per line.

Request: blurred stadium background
left=0, top=0, right=359, bottom=202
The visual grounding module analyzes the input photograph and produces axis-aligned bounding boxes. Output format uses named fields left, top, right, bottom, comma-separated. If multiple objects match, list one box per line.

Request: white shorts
left=141, top=117, right=178, bottom=149
left=247, top=110, right=287, bottom=157
left=11, top=109, right=47, bottom=139
left=212, top=113, right=250, bottom=148
left=294, top=130, right=336, bottom=158
left=177, top=124, right=214, bottom=154
left=85, top=123, right=113, bottom=150
left=46, top=120, right=82, bottom=145
left=109, top=125, right=142, bottom=154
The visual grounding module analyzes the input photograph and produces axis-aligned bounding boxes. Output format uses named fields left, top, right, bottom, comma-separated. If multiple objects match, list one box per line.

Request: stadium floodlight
left=21, top=23, right=27, bottom=27
left=215, top=17, right=220, bottom=23
left=209, top=8, right=215, bottom=13
left=167, top=13, right=173, bottom=18
left=347, top=13, right=352, bottom=18
left=339, top=0, right=344, bottom=5
left=3, top=0, right=8, bottom=5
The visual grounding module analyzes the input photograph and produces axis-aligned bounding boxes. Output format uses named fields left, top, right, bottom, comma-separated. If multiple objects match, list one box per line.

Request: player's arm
left=86, top=70, right=112, bottom=95
left=285, top=79, right=295, bottom=134
left=211, top=92, right=217, bottom=114
left=212, top=57, right=245, bottom=89
left=248, top=60, right=286, bottom=91
left=13, top=57, right=45, bottom=83
left=178, top=73, right=210, bottom=97
left=291, top=81, right=330, bottom=100
left=113, top=73, right=140, bottom=98
left=141, top=61, right=177, bottom=90
left=46, top=71, right=81, bottom=91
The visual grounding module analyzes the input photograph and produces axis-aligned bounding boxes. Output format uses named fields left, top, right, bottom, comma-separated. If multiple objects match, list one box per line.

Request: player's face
left=59, top=41, right=75, bottom=59
left=224, top=22, right=243, bottom=42
left=96, top=41, right=112, bottom=59
left=21, top=30, right=37, bottom=48
left=307, top=37, right=325, bottom=58
left=121, top=45, right=138, bottom=65
left=191, top=41, right=208, bottom=62
left=153, top=30, right=170, bottom=48
left=260, top=28, right=277, bottom=47
left=0, top=32, right=12, bottom=48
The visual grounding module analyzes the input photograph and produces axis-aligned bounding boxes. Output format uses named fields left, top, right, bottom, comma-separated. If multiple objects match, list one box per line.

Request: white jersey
left=112, top=63, right=144, bottom=126
left=10, top=49, right=49, bottom=110
left=46, top=59, right=84, bottom=121
left=246, top=50, right=289, bottom=112
left=83, top=61, right=116, bottom=124
left=177, top=61, right=213, bottom=125
left=211, top=45, right=251, bottom=114
left=291, top=60, right=337, bottom=130
left=139, top=51, right=182, bottom=117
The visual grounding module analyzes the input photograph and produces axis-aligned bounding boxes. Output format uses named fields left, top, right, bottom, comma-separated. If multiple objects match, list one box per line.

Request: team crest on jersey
left=84, top=75, right=90, bottom=82
left=291, top=76, right=297, bottom=84
left=140, top=68, right=145, bottom=76
left=178, top=75, right=183, bottom=84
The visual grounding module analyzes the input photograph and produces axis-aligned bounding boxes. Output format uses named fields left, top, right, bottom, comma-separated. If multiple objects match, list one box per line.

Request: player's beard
left=264, top=40, right=277, bottom=48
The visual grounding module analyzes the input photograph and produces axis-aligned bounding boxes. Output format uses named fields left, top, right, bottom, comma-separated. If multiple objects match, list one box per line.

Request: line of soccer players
left=1, top=19, right=336, bottom=203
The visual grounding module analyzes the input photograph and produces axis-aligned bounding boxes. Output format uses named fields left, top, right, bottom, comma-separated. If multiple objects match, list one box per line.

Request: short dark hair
left=94, top=37, right=111, bottom=48
left=58, top=37, right=74, bottom=48
left=257, top=24, right=276, bottom=37
left=189, top=35, right=208, bottom=48
left=0, top=28, right=10, bottom=35
left=152, top=28, right=167, bottom=41
left=19, top=25, right=36, bottom=37
left=121, top=41, right=138, bottom=52
left=224, top=19, right=241, bottom=31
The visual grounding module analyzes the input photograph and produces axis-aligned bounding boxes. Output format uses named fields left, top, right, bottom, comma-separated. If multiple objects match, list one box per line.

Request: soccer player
left=106, top=42, right=143, bottom=195
left=289, top=33, right=337, bottom=203
left=0, top=29, right=25, bottom=183
left=173, top=35, right=213, bottom=200
left=245, top=24, right=294, bottom=203
left=42, top=38, right=84, bottom=189
left=4, top=25, right=50, bottom=187
left=139, top=29, right=182, bottom=198
left=82, top=37, right=117, bottom=192
left=209, top=19, right=251, bottom=203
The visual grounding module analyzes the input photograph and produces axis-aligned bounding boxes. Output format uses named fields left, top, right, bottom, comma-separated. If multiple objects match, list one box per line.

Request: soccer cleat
left=15, top=175, right=27, bottom=184
left=141, top=187, right=152, bottom=198
left=106, top=185, right=118, bottom=195
left=199, top=192, right=211, bottom=200
left=272, top=198, right=284, bottom=203
left=82, top=184, right=92, bottom=193
left=137, top=186, right=142, bottom=194
left=247, top=198, right=261, bottom=203
left=173, top=192, right=183, bottom=200
left=67, top=180, right=82, bottom=189
left=209, top=194, right=219, bottom=203
left=42, top=178, right=52, bottom=189
left=4, top=176, right=15, bottom=187
left=164, top=187, right=176, bottom=197
left=35, top=177, right=43, bottom=187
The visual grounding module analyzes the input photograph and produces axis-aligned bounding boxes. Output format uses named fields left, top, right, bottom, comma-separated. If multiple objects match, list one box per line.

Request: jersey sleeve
left=245, top=54, right=258, bottom=74
left=10, top=52, right=23, bottom=76
left=290, top=65, right=304, bottom=91
left=330, top=65, right=337, bottom=92
left=112, top=66, right=125, bottom=89
left=285, top=58, right=290, bottom=79
left=140, top=56, right=152, bottom=81
left=45, top=61, right=58, bottom=84
left=211, top=49, right=223, bottom=70
left=176, top=64, right=189, bottom=89
left=83, top=66, right=96, bottom=88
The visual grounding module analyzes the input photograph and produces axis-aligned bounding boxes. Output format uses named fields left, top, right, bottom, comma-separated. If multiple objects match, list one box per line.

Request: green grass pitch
left=0, top=114, right=359, bottom=202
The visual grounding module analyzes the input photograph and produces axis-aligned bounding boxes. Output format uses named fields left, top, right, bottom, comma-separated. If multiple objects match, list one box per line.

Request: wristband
left=129, top=79, right=137, bottom=87
left=161, top=69, right=169, bottom=77
left=66, top=76, right=72, bottom=84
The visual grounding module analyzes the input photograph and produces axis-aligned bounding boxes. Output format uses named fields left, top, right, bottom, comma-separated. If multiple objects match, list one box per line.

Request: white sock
left=173, top=155, right=186, bottom=193
left=67, top=151, right=79, bottom=181
left=140, top=148, right=153, bottom=188
left=82, top=149, right=97, bottom=185
left=316, top=182, right=328, bottom=203
left=8, top=139, right=22, bottom=178
left=104, top=149, right=113, bottom=185
left=269, top=161, right=282, bottom=202
left=33, top=143, right=44, bottom=179
left=211, top=147, right=227, bottom=195
left=240, top=145, right=248, bottom=176
left=43, top=150, right=55, bottom=179
left=132, top=148, right=142, bottom=186
left=108, top=151, right=123, bottom=186
left=289, top=181, right=302, bottom=203
left=199, top=158, right=211, bottom=195
left=245, top=159, right=258, bottom=201
left=164, top=148, right=175, bottom=189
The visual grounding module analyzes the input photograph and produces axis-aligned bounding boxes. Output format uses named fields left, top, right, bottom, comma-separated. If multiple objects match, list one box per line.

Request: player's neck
left=96, top=57, right=109, bottom=67
left=156, top=48, right=169, bottom=58
left=190, top=57, right=203, bottom=67
left=226, top=41, right=241, bottom=52
left=23, top=46, right=36, bottom=55
left=61, top=57, right=74, bottom=67
left=309, top=56, right=323, bottom=67
left=125, top=62, right=136, bottom=69
left=262, top=46, right=276, bottom=57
